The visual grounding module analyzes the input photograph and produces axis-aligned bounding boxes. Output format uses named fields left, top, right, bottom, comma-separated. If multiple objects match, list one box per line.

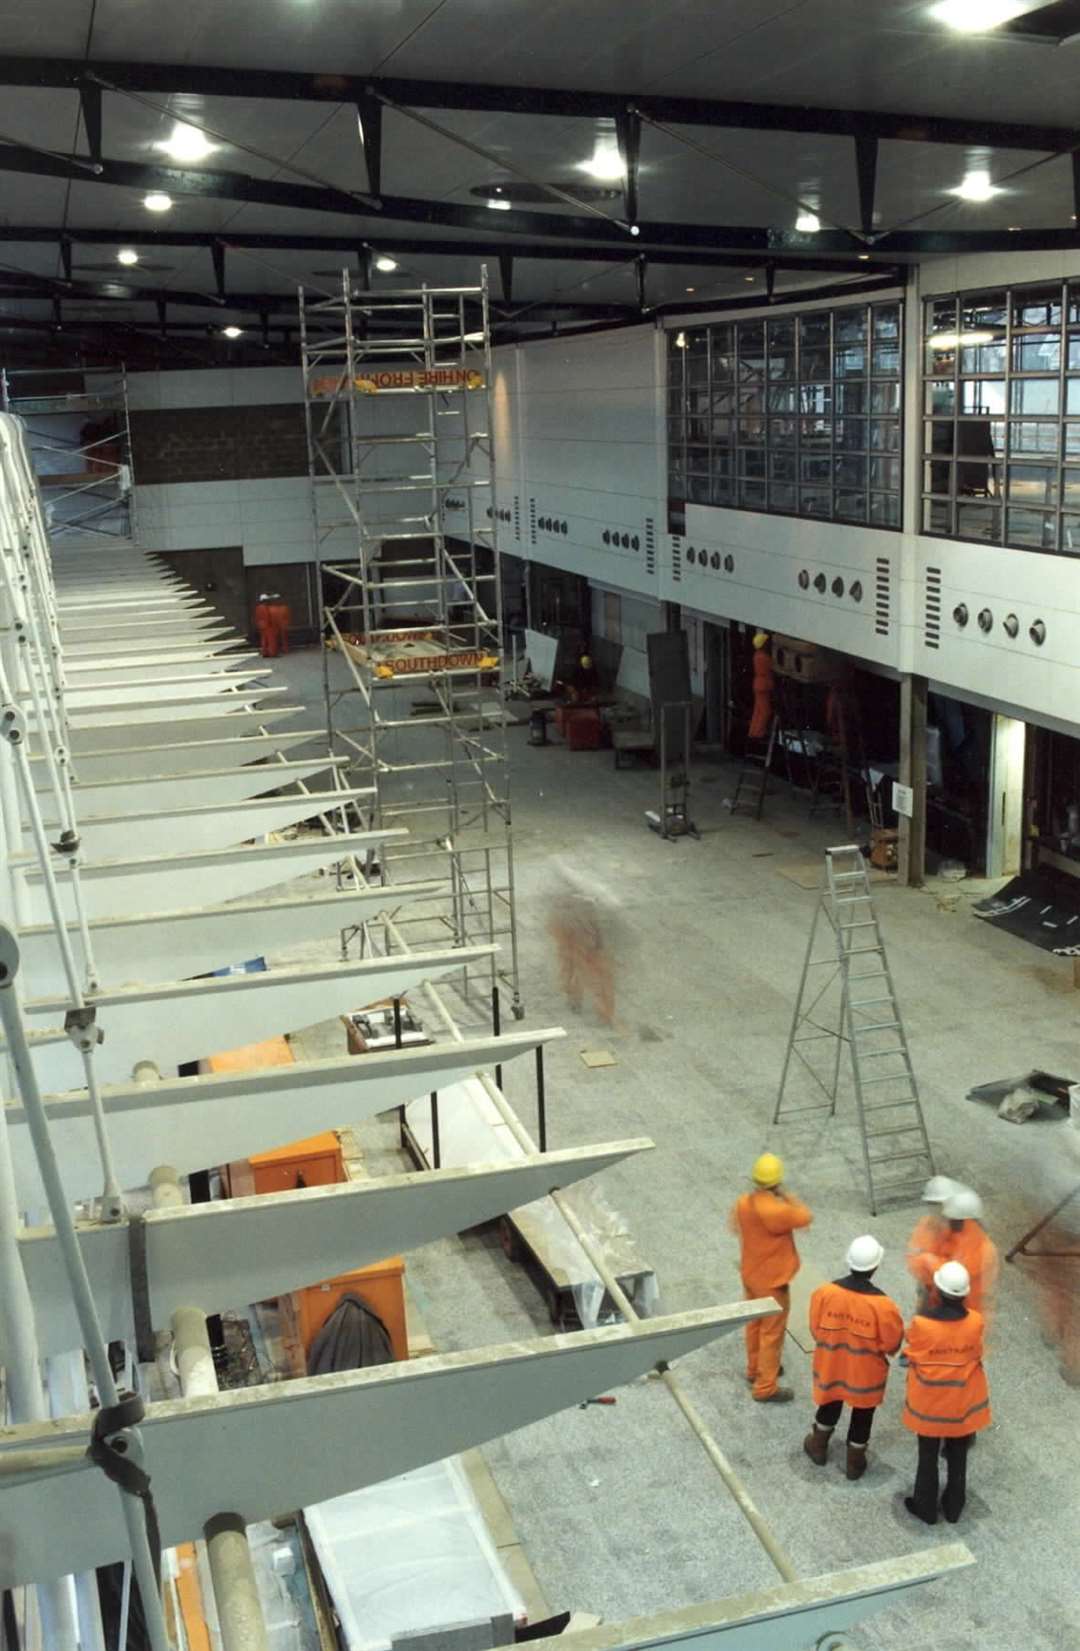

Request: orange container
left=293, top=1258, right=408, bottom=1361
left=250, top=1132, right=345, bottom=1195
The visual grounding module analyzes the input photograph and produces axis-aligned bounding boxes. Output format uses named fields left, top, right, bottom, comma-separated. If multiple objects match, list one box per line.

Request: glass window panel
left=836, top=341, right=868, bottom=378
left=685, top=329, right=709, bottom=384
left=872, top=340, right=901, bottom=375
left=955, top=500, right=1001, bottom=542
left=1064, top=468, right=1080, bottom=506
left=769, top=451, right=796, bottom=482
left=924, top=459, right=953, bottom=496
left=1062, top=514, right=1080, bottom=552
left=669, top=459, right=686, bottom=494
left=710, top=452, right=733, bottom=476
left=1012, top=286, right=1061, bottom=329
left=1010, top=377, right=1060, bottom=416
left=739, top=479, right=767, bottom=510
left=871, top=492, right=901, bottom=527
left=960, top=380, right=1005, bottom=415
left=871, top=419, right=900, bottom=452
left=1009, top=420, right=1060, bottom=455
left=1013, top=332, right=1061, bottom=373
left=926, top=296, right=957, bottom=335
left=870, top=456, right=900, bottom=491
left=799, top=313, right=831, bottom=380
left=1006, top=463, right=1058, bottom=507
left=836, top=381, right=868, bottom=414
left=923, top=497, right=953, bottom=534
left=710, top=337, right=735, bottom=382
left=873, top=304, right=900, bottom=340
left=687, top=412, right=709, bottom=443
left=872, top=381, right=901, bottom=413
left=667, top=388, right=684, bottom=416
left=737, top=448, right=766, bottom=478
left=767, top=385, right=797, bottom=412
left=769, top=482, right=797, bottom=511
left=835, top=454, right=867, bottom=488
left=957, top=460, right=995, bottom=497
left=710, top=323, right=734, bottom=357
left=1006, top=507, right=1056, bottom=548
left=767, top=318, right=796, bottom=379
left=1069, top=285, right=1080, bottom=324
left=800, top=454, right=832, bottom=485
left=709, top=386, right=738, bottom=415
left=925, top=381, right=955, bottom=416
left=688, top=475, right=711, bottom=504
left=956, top=419, right=1003, bottom=465
left=836, top=490, right=868, bottom=521
left=687, top=444, right=710, bottom=473
left=959, top=337, right=1005, bottom=374
left=800, top=487, right=832, bottom=517
left=836, top=418, right=868, bottom=452
left=709, top=475, right=735, bottom=507
left=1066, top=423, right=1080, bottom=456
left=964, top=292, right=1007, bottom=330
left=836, top=308, right=867, bottom=344
left=769, top=417, right=797, bottom=446
left=799, top=383, right=832, bottom=415
left=1068, top=379, right=1080, bottom=414
left=738, top=322, right=766, bottom=378
left=1069, top=335, right=1080, bottom=370
left=926, top=420, right=955, bottom=456
left=711, top=417, right=733, bottom=447
left=739, top=417, right=766, bottom=444
left=799, top=415, right=834, bottom=447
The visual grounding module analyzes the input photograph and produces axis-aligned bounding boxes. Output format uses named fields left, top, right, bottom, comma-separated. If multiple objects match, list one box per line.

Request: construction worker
left=906, top=1175, right=961, bottom=1308
left=902, top=1260, right=991, bottom=1525
left=748, top=631, right=774, bottom=741
left=804, top=1235, right=903, bottom=1480
left=731, top=1153, right=812, bottom=1403
left=254, top=591, right=273, bottom=657
left=266, top=592, right=292, bottom=658
left=909, top=1186, right=998, bottom=1320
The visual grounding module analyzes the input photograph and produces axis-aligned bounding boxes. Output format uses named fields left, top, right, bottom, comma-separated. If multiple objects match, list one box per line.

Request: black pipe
left=492, top=985, right=503, bottom=1090
left=536, top=1045, right=547, bottom=1152
left=430, top=1091, right=441, bottom=1170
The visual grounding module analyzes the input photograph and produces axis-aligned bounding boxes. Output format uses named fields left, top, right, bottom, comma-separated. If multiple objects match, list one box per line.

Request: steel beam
left=19, top=945, right=493, bottom=1089
left=63, top=651, right=259, bottom=683
left=14, top=828, right=397, bottom=923
left=33, top=728, right=325, bottom=785
left=45, top=756, right=347, bottom=819
left=62, top=701, right=298, bottom=751
left=61, top=626, right=235, bottom=652
left=5, top=1029, right=565, bottom=1203
left=62, top=671, right=271, bottom=707
left=0, top=1305, right=765, bottom=1584
left=16, top=880, right=444, bottom=996
left=19, top=1141, right=649, bottom=1356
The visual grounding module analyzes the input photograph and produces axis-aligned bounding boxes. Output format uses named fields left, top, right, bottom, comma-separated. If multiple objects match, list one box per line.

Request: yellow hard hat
left=752, top=1152, right=784, bottom=1188
left=753, top=630, right=770, bottom=649
left=580, top=654, right=593, bottom=669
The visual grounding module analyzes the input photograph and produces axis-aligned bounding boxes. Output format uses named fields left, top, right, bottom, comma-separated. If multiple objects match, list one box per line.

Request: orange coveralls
left=265, top=599, right=292, bottom=657
left=732, top=1187, right=812, bottom=1399
left=907, top=1219, right=999, bottom=1319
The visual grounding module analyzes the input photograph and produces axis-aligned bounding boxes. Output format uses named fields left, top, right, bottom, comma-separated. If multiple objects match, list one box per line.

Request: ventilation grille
left=671, top=536, right=682, bottom=583
left=528, top=497, right=537, bottom=547
left=513, top=493, right=521, bottom=542
left=874, top=556, right=891, bottom=637
left=924, top=566, right=942, bottom=650
left=645, top=517, right=656, bottom=576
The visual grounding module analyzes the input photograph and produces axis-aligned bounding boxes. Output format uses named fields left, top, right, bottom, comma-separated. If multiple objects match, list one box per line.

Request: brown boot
left=846, top=1443, right=868, bottom=1481
left=803, top=1425, right=833, bottom=1466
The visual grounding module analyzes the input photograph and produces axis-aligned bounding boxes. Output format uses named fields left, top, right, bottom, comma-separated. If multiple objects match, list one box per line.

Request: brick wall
left=130, top=403, right=309, bottom=485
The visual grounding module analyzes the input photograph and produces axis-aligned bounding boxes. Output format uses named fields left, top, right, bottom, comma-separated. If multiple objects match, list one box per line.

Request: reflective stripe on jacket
left=731, top=1189, right=812, bottom=1296
left=810, top=1278, right=903, bottom=1410
left=902, top=1308, right=991, bottom=1437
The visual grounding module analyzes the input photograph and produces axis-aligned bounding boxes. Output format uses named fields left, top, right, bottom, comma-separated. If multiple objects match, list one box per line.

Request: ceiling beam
left=4, top=57, right=1078, bottom=153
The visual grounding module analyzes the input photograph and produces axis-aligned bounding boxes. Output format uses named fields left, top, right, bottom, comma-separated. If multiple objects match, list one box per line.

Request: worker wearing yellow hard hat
left=730, top=1152, right=813, bottom=1403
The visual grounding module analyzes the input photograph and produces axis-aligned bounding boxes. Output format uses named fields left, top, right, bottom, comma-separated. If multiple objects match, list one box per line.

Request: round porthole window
left=953, top=603, right=968, bottom=627
left=832, top=577, right=844, bottom=598
left=798, top=569, right=810, bottom=590
left=1030, top=618, right=1047, bottom=646
left=850, top=581, right=863, bottom=602
left=978, top=608, right=993, bottom=632
left=686, top=546, right=696, bottom=565
left=814, top=572, right=827, bottom=593
left=711, top=551, right=721, bottom=570
left=1003, top=613, right=1019, bottom=638
left=724, top=554, right=734, bottom=573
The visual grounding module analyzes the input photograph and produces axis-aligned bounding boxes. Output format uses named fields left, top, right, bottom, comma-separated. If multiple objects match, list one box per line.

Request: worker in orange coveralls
left=748, top=630, right=774, bottom=740
left=731, top=1153, right=812, bottom=1403
left=907, top=1176, right=961, bottom=1307
left=909, top=1186, right=998, bottom=1321
left=265, top=592, right=292, bottom=658
left=803, top=1234, right=903, bottom=1481
left=901, top=1260, right=991, bottom=1525
left=254, top=592, right=274, bottom=657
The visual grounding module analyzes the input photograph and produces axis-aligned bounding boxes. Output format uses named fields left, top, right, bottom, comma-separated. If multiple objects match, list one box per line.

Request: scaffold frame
left=0, top=364, right=136, bottom=546
left=298, top=268, right=522, bottom=1016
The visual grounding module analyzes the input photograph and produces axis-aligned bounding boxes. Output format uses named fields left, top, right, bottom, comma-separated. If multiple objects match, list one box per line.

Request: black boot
left=904, top=1495, right=937, bottom=1526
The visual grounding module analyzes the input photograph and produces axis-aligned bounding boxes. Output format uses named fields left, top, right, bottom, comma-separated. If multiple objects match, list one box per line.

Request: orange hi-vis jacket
left=732, top=1189, right=812, bottom=1296
left=902, top=1305, right=991, bottom=1438
left=907, top=1219, right=999, bottom=1317
left=810, top=1276, right=903, bottom=1409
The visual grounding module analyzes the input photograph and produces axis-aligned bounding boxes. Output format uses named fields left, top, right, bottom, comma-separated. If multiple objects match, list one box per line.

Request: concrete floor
left=270, top=648, right=1080, bottom=1651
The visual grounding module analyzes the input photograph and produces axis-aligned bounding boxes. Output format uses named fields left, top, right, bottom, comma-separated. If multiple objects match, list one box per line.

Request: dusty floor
left=273, top=648, right=1080, bottom=1651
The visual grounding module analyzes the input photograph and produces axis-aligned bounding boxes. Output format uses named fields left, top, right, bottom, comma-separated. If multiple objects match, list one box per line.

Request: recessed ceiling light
left=155, top=122, right=216, bottom=163
left=222, top=325, right=243, bottom=339
left=116, top=248, right=139, bottom=266
left=686, top=286, right=696, bottom=293
left=487, top=198, right=512, bottom=211
left=375, top=256, right=398, bottom=272
left=745, top=274, right=755, bottom=282
left=929, top=1, right=1029, bottom=32
left=579, top=144, right=624, bottom=183
left=857, top=252, right=871, bottom=261
left=952, top=168, right=998, bottom=202
left=795, top=210, right=820, bottom=233
left=1008, top=223, right=1022, bottom=231
left=143, top=192, right=173, bottom=213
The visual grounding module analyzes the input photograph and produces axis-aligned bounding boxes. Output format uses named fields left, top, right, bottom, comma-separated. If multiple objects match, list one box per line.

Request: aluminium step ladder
left=774, top=843, right=935, bottom=1213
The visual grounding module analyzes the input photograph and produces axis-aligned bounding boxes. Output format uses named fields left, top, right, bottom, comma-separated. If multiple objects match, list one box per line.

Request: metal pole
left=0, top=929, right=174, bottom=1651
left=429, top=1092, right=441, bottom=1170
left=535, top=1044, right=547, bottom=1152
left=492, top=984, right=502, bottom=1090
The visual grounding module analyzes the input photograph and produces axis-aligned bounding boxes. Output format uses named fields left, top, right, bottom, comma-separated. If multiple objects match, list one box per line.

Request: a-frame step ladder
left=774, top=844, right=935, bottom=1213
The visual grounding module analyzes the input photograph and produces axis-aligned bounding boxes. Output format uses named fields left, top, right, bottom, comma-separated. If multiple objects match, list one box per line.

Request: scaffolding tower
left=299, top=268, right=521, bottom=1015
left=0, top=364, right=135, bottom=545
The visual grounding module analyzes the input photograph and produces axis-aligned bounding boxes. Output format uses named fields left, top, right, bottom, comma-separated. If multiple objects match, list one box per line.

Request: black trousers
left=815, top=1399, right=875, bottom=1445
left=911, top=1433, right=972, bottom=1523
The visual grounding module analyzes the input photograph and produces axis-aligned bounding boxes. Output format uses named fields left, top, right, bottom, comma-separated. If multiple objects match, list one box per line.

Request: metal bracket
left=64, top=1006, right=104, bottom=1052
left=0, top=924, right=21, bottom=989
left=51, top=826, right=81, bottom=856
left=0, top=703, right=27, bottom=747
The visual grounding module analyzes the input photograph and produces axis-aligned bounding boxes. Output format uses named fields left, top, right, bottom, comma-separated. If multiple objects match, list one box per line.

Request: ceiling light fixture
left=155, top=122, right=216, bottom=163
left=795, top=210, right=820, bottom=232
left=579, top=143, right=625, bottom=183
left=929, top=1, right=1030, bottom=32
left=487, top=198, right=512, bottom=211
left=222, top=325, right=243, bottom=339
left=745, top=274, right=755, bottom=282
left=143, top=192, right=173, bottom=213
left=375, top=256, right=398, bottom=272
left=929, top=329, right=996, bottom=348
left=116, top=248, right=139, bottom=266
left=858, top=252, right=871, bottom=261
left=686, top=286, right=696, bottom=293
left=674, top=331, right=687, bottom=349
left=952, top=168, right=999, bottom=202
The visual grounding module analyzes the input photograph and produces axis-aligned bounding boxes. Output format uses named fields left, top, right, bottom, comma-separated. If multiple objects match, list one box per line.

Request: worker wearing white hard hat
left=804, top=1235, right=903, bottom=1480
left=901, top=1260, right=991, bottom=1524
left=910, top=1184, right=998, bottom=1320
left=907, top=1176, right=966, bottom=1308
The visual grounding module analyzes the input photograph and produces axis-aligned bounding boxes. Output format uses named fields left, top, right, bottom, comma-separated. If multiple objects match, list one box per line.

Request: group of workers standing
left=732, top=1156, right=997, bottom=1526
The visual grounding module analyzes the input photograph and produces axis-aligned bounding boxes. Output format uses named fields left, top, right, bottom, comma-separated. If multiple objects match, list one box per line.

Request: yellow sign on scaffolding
left=309, top=367, right=485, bottom=397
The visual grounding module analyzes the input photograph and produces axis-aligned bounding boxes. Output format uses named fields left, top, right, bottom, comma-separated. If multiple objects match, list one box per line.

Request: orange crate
left=249, top=1131, right=345, bottom=1195
left=292, top=1259, right=408, bottom=1361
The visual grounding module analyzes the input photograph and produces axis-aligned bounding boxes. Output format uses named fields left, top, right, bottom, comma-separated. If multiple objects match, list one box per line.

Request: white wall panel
left=128, top=366, right=304, bottom=411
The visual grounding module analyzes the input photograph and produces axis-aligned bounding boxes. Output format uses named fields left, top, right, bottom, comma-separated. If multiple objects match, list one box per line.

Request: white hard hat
left=943, top=1188, right=984, bottom=1221
left=934, top=1260, right=971, bottom=1298
left=922, top=1175, right=961, bottom=1204
left=846, top=1234, right=884, bottom=1273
